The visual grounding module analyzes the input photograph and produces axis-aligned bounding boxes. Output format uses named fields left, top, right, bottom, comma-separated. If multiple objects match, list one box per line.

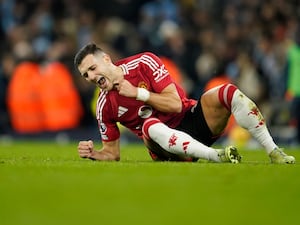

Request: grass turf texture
left=0, top=141, right=300, bottom=225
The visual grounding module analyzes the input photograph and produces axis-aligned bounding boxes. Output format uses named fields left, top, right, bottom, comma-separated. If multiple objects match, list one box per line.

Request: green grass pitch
left=1, top=140, right=300, bottom=225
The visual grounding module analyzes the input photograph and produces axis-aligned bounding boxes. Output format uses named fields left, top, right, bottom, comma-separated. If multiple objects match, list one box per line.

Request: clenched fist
left=116, top=79, right=137, bottom=98
left=77, top=140, right=94, bottom=158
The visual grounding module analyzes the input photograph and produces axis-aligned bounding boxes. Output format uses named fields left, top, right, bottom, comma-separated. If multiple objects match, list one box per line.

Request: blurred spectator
left=7, top=60, right=43, bottom=133
left=138, top=0, right=181, bottom=49
left=285, top=25, right=300, bottom=144
left=6, top=38, right=83, bottom=133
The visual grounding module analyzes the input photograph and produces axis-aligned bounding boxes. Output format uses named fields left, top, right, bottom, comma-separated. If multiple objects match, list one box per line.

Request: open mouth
left=98, top=77, right=106, bottom=85
left=97, top=77, right=108, bottom=89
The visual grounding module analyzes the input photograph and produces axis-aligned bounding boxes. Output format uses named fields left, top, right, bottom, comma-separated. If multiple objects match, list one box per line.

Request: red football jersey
left=96, top=52, right=196, bottom=142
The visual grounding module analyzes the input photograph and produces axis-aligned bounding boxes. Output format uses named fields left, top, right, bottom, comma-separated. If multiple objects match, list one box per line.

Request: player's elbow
left=113, top=155, right=120, bottom=161
left=170, top=101, right=182, bottom=113
left=171, top=94, right=182, bottom=113
left=109, top=152, right=120, bottom=161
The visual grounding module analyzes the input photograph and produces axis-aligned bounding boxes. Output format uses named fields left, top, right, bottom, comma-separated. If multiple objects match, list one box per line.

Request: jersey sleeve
left=140, top=52, right=174, bottom=93
left=97, top=119, right=120, bottom=142
left=96, top=93, right=120, bottom=142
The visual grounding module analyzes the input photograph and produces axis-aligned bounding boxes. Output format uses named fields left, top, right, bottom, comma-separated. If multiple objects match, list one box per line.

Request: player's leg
left=142, top=118, right=241, bottom=163
left=144, top=137, right=197, bottom=162
left=202, top=83, right=295, bottom=164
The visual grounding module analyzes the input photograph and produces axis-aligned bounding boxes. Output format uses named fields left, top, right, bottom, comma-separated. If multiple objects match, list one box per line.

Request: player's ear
left=102, top=53, right=111, bottom=63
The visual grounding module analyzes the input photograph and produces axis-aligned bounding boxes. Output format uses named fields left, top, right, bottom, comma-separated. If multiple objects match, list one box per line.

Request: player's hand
left=117, top=79, right=137, bottom=98
left=78, top=140, right=94, bottom=158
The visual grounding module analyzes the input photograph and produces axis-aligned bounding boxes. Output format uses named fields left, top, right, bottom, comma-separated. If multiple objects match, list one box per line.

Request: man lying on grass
left=74, top=43, right=295, bottom=164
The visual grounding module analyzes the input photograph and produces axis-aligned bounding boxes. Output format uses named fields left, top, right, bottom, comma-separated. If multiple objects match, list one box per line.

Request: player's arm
left=77, top=139, right=120, bottom=161
left=144, top=83, right=181, bottom=113
left=118, top=80, right=182, bottom=113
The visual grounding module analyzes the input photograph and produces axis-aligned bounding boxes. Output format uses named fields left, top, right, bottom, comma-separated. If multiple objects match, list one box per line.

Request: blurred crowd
left=1, top=0, right=300, bottom=145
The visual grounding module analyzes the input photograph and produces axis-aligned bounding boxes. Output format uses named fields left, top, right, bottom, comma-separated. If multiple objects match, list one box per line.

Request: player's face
left=78, top=53, right=116, bottom=91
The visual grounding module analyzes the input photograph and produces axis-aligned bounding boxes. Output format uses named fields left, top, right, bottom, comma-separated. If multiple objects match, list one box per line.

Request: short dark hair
left=74, top=43, right=103, bottom=69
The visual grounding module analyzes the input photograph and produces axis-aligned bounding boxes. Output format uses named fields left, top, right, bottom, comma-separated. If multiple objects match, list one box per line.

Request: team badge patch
left=99, top=122, right=107, bottom=133
left=138, top=81, right=148, bottom=89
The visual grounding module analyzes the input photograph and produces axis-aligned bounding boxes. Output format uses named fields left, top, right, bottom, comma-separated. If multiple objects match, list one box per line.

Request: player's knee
left=218, top=83, right=238, bottom=111
left=142, top=117, right=161, bottom=139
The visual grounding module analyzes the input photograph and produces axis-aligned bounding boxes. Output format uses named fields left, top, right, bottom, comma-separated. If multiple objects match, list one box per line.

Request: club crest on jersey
left=138, top=81, right=148, bottom=89
left=138, top=105, right=153, bottom=118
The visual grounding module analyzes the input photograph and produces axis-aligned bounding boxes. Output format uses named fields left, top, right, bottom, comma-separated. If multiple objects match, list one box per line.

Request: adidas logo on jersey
left=118, top=106, right=128, bottom=117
